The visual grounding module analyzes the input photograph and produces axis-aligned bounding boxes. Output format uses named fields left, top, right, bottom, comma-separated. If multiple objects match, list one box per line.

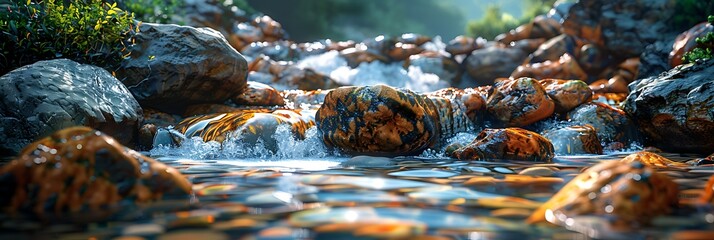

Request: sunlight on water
left=297, top=50, right=450, bottom=93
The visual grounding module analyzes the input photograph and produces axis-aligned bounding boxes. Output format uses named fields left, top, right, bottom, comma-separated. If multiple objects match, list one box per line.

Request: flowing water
left=3, top=43, right=714, bottom=240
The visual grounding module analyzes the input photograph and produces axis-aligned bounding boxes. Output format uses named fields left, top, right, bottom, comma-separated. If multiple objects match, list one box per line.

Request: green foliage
left=464, top=0, right=555, bottom=40
left=465, top=5, right=520, bottom=40
left=682, top=16, right=714, bottom=64
left=246, top=0, right=464, bottom=42
left=671, top=0, right=714, bottom=33
left=0, top=0, right=136, bottom=75
left=115, top=0, right=181, bottom=24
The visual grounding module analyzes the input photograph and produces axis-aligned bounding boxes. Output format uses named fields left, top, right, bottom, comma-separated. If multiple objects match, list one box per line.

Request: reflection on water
left=3, top=145, right=713, bottom=239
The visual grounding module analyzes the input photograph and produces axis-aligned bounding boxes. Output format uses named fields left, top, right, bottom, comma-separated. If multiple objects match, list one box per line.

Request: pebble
left=518, top=167, right=555, bottom=177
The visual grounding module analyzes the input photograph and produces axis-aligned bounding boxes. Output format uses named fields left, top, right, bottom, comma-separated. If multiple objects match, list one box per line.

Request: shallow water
left=3, top=131, right=714, bottom=240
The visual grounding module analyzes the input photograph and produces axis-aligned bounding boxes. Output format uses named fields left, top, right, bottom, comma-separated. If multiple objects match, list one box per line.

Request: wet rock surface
left=452, top=128, right=554, bottom=162
left=539, top=79, right=592, bottom=113
left=624, top=59, right=714, bottom=154
left=116, top=23, right=248, bottom=114
left=542, top=125, right=602, bottom=155
left=464, top=47, right=528, bottom=86
left=562, top=0, right=676, bottom=58
left=0, top=127, right=191, bottom=216
left=568, top=102, right=636, bottom=145
left=486, top=77, right=555, bottom=127
left=0, top=59, right=142, bottom=156
left=528, top=159, right=679, bottom=229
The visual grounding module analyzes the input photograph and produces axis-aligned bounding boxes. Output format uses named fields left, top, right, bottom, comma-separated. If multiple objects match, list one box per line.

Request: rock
left=232, top=81, right=285, bottom=106
left=519, top=167, right=555, bottom=177
left=340, top=45, right=389, bottom=68
left=638, top=40, right=674, bottom=79
left=561, top=0, right=676, bottom=58
left=496, top=16, right=562, bottom=44
left=620, top=151, right=687, bottom=168
left=397, top=33, right=432, bottom=46
left=590, top=58, right=640, bottom=94
left=568, top=102, right=636, bottom=145
left=0, top=127, right=191, bottom=216
left=427, top=87, right=487, bottom=125
left=527, top=160, right=679, bottom=229
left=624, top=59, right=714, bottom=154
left=167, top=109, right=314, bottom=151
left=142, top=108, right=180, bottom=127
left=525, top=34, right=579, bottom=64
left=387, top=43, right=424, bottom=61
left=486, top=77, right=555, bottom=127
left=511, top=54, right=588, bottom=82
left=445, top=36, right=485, bottom=56
left=464, top=47, right=528, bottom=86
left=539, top=79, right=592, bottom=113
left=183, top=103, right=245, bottom=117
left=670, top=22, right=714, bottom=67
left=452, top=128, right=554, bottom=162
left=253, top=15, right=287, bottom=40
left=276, top=67, right=340, bottom=91
left=0, top=59, right=142, bottom=155
left=316, top=85, right=441, bottom=156
left=701, top=174, right=714, bottom=204
left=542, top=125, right=602, bottom=155
left=178, top=0, right=250, bottom=33
left=117, top=23, right=248, bottom=114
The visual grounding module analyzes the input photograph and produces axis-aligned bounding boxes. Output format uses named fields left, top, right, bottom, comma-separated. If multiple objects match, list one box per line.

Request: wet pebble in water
left=388, top=169, right=459, bottom=178
left=518, top=167, right=555, bottom=177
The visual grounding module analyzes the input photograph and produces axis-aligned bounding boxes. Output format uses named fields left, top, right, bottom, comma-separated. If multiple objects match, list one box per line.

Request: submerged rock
left=0, top=59, right=142, bottom=155
left=452, top=128, right=554, bottom=162
left=624, top=59, right=714, bottom=154
left=117, top=23, right=248, bottom=114
left=568, top=102, right=636, bottom=145
left=486, top=77, right=555, bottom=127
left=0, top=127, right=192, bottom=216
left=528, top=160, right=679, bottom=229
left=620, top=151, right=687, bottom=168
left=163, top=109, right=315, bottom=151
left=542, top=125, right=602, bottom=155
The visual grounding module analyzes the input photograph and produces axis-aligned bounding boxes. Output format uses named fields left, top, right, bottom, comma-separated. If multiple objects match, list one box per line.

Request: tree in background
left=465, top=0, right=556, bottom=40
left=246, top=0, right=465, bottom=42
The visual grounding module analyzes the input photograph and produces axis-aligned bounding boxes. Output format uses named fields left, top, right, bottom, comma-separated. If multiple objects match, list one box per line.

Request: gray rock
left=0, top=59, right=142, bottom=155
left=624, top=59, right=714, bottom=154
left=562, top=0, right=676, bottom=58
left=638, top=40, right=674, bottom=79
left=567, top=102, right=637, bottom=145
left=117, top=23, right=248, bottom=114
left=464, top=47, right=528, bottom=86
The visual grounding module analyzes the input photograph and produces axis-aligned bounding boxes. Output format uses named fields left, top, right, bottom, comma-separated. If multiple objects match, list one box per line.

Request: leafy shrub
left=0, top=0, right=136, bottom=75
left=115, top=0, right=182, bottom=24
left=465, top=5, right=520, bottom=40
left=682, top=15, right=714, bottom=64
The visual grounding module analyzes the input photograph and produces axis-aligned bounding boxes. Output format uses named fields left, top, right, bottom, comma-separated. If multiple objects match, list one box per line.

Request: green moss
left=682, top=15, right=714, bottom=64
left=0, top=0, right=136, bottom=75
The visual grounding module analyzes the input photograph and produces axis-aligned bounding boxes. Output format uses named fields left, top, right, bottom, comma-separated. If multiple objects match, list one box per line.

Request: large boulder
left=624, top=59, right=714, bottom=154
left=0, top=59, right=142, bottom=156
left=117, top=23, right=248, bottom=114
left=0, top=127, right=191, bottom=217
left=562, top=0, right=676, bottom=59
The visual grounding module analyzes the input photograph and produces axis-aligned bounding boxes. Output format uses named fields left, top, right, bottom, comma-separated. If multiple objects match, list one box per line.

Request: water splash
left=419, top=132, right=479, bottom=159
left=150, top=126, right=339, bottom=160
left=296, top=50, right=450, bottom=93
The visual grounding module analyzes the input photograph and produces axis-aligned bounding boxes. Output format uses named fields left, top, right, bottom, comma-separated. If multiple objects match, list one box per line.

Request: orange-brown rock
left=542, top=125, right=602, bottom=155
left=387, top=42, right=424, bottom=61
left=512, top=54, right=588, bottom=81
left=340, top=45, right=390, bottom=68
left=233, top=82, right=285, bottom=107
left=398, top=33, right=432, bottom=46
left=0, top=127, right=192, bottom=215
left=620, top=151, right=688, bottom=168
left=539, top=79, right=592, bottom=113
left=445, top=36, right=485, bottom=56
left=701, top=175, right=714, bottom=204
left=486, top=77, right=555, bottom=127
left=175, top=109, right=314, bottom=146
left=670, top=22, right=714, bottom=67
left=316, top=85, right=442, bottom=156
left=527, top=160, right=679, bottom=229
left=452, top=128, right=554, bottom=162
left=496, top=16, right=561, bottom=44
left=591, top=58, right=640, bottom=94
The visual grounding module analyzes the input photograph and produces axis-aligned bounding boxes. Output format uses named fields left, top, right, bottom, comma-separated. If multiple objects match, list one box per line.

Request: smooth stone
left=519, top=167, right=555, bottom=177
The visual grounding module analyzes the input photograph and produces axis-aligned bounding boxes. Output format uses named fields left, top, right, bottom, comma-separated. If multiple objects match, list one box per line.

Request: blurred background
left=243, top=0, right=557, bottom=41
